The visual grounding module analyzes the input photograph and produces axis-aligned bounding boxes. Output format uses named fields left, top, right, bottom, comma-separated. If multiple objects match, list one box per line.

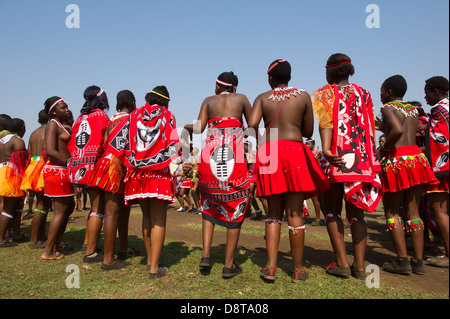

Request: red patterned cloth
left=255, top=140, right=329, bottom=199
left=106, top=103, right=179, bottom=171
left=105, top=104, right=179, bottom=205
left=198, top=117, right=250, bottom=229
left=425, top=97, right=449, bottom=179
left=382, top=145, right=437, bottom=193
left=88, top=113, right=129, bottom=194
left=0, top=149, right=28, bottom=197
left=312, top=83, right=383, bottom=212
left=67, top=109, right=109, bottom=186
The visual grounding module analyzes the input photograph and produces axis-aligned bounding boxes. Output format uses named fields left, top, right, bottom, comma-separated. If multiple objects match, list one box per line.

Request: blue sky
left=0, top=0, right=448, bottom=149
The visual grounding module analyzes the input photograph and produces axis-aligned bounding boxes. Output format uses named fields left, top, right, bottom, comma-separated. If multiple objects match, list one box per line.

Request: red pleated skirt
left=123, top=167, right=174, bottom=206
left=181, top=178, right=194, bottom=188
left=255, top=140, right=330, bottom=199
left=381, top=145, right=438, bottom=193
left=426, top=175, right=449, bottom=194
left=43, top=162, right=75, bottom=198
left=88, top=153, right=125, bottom=194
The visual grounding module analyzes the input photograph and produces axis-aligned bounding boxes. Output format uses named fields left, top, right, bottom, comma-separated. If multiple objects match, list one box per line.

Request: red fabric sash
left=198, top=117, right=250, bottom=228
left=67, top=109, right=109, bottom=185
left=6, top=150, right=28, bottom=194
left=29, top=150, right=47, bottom=192
left=330, top=83, right=382, bottom=212
left=426, top=98, right=449, bottom=178
left=106, top=103, right=179, bottom=171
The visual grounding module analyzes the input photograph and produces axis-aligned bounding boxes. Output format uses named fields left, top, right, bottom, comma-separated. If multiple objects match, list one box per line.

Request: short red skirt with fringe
left=255, top=140, right=330, bottom=199
left=123, top=166, right=174, bottom=206
left=88, top=153, right=125, bottom=194
left=180, top=178, right=194, bottom=188
left=43, top=162, right=75, bottom=198
left=381, top=145, right=438, bottom=193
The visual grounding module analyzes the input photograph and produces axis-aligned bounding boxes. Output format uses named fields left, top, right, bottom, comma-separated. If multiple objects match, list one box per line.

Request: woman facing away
left=377, top=75, right=438, bottom=275
left=423, top=76, right=449, bottom=268
left=184, top=71, right=252, bottom=278
left=248, top=59, right=329, bottom=283
left=40, top=97, right=75, bottom=260
left=105, top=86, right=179, bottom=279
left=67, top=85, right=110, bottom=263
left=311, top=53, right=383, bottom=279
left=87, top=89, right=137, bottom=270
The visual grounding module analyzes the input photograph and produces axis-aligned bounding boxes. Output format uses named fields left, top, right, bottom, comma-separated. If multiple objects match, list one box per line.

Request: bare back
left=186, top=93, right=252, bottom=135
left=28, top=126, right=46, bottom=157
left=250, top=89, right=314, bottom=143
left=0, top=134, right=26, bottom=163
left=383, top=108, right=419, bottom=147
left=205, top=93, right=251, bottom=121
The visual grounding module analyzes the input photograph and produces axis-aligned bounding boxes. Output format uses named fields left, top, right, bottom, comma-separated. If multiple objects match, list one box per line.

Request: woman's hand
left=323, top=150, right=346, bottom=168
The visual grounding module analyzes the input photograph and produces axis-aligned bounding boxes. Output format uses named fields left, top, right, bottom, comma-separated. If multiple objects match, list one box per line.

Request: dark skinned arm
left=377, top=107, right=403, bottom=159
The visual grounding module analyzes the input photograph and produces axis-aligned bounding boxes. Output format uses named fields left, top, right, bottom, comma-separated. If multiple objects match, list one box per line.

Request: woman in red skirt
left=184, top=72, right=252, bottom=278
left=68, top=86, right=110, bottom=263
left=378, top=75, right=437, bottom=275
left=249, top=59, right=329, bottom=283
left=41, top=97, right=75, bottom=260
left=423, top=76, right=449, bottom=268
left=88, top=90, right=137, bottom=270
left=105, top=86, right=179, bottom=279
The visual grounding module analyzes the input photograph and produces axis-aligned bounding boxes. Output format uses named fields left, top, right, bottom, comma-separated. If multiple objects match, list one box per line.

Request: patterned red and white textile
left=312, top=83, right=383, bottom=212
left=198, top=117, right=250, bottom=229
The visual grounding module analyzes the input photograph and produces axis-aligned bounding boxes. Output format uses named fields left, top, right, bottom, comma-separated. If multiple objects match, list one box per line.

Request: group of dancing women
left=0, top=53, right=448, bottom=282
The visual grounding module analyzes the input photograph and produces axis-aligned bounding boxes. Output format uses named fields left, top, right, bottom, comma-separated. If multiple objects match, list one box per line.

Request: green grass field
left=0, top=205, right=447, bottom=300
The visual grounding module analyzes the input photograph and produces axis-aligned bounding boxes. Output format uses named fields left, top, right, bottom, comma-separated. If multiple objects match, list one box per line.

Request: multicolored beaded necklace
left=268, top=87, right=305, bottom=102
left=381, top=100, right=418, bottom=117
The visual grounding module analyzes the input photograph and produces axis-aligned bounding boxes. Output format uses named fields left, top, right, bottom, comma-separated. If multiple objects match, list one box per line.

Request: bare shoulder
left=233, top=93, right=249, bottom=100
left=12, top=135, right=26, bottom=150
left=29, top=127, right=44, bottom=139
left=203, top=95, right=217, bottom=103
left=298, top=90, right=311, bottom=103
left=254, top=90, right=272, bottom=103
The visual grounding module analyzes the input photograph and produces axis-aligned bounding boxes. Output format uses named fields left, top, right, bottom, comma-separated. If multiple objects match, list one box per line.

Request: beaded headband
left=325, top=61, right=352, bottom=68
left=216, top=78, right=233, bottom=87
left=267, top=59, right=287, bottom=74
left=150, top=90, right=170, bottom=101
left=48, top=98, right=67, bottom=114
